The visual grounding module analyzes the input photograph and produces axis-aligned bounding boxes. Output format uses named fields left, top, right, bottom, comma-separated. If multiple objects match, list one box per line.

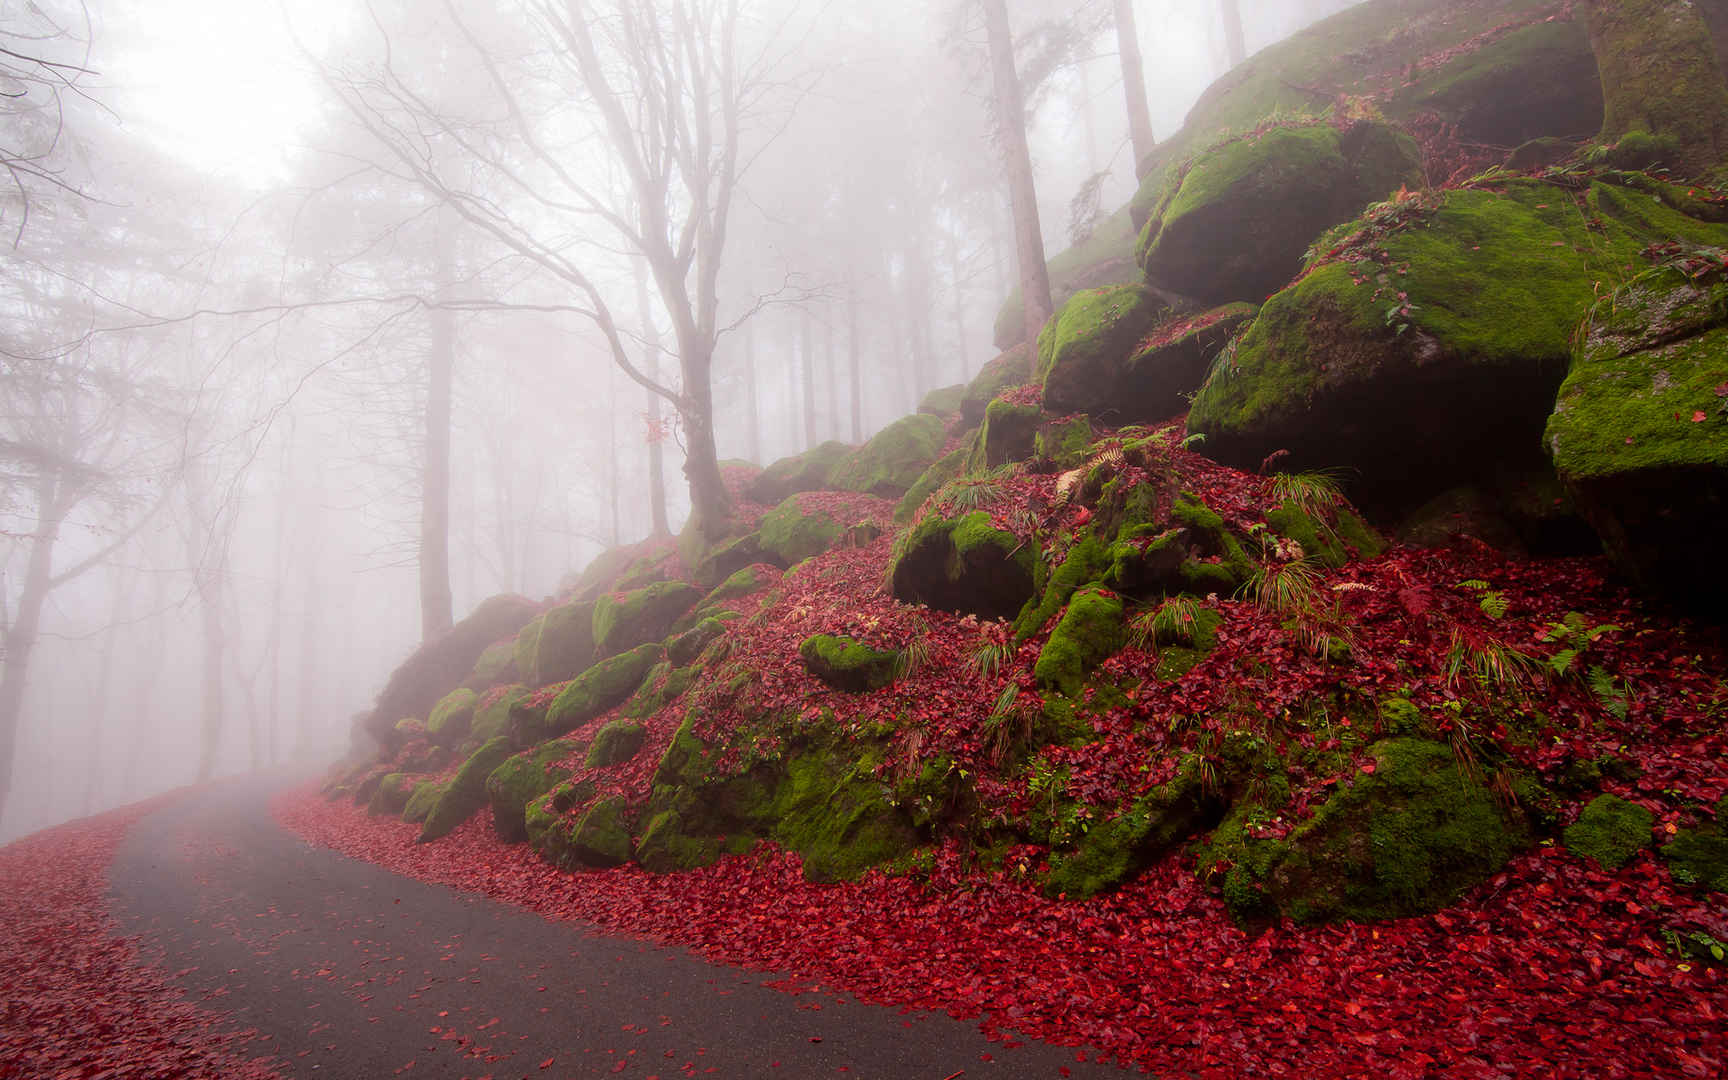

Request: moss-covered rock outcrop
left=1545, top=264, right=1728, bottom=614
left=1098, top=303, right=1259, bottom=424
left=1661, top=794, right=1728, bottom=892
left=799, top=634, right=901, bottom=692
left=1208, top=738, right=1532, bottom=923
left=968, top=398, right=1041, bottom=471
left=895, top=448, right=968, bottom=524
left=1563, top=793, right=1654, bottom=870
left=592, top=581, right=698, bottom=659
left=746, top=440, right=850, bottom=505
left=519, top=599, right=597, bottom=686
left=1139, top=121, right=1422, bottom=307
left=1188, top=175, right=1728, bottom=514
left=888, top=510, right=1034, bottom=621
left=1038, top=286, right=1169, bottom=418
left=469, top=684, right=530, bottom=744
left=426, top=687, right=478, bottom=745
left=463, top=641, right=517, bottom=690
left=1033, top=587, right=1126, bottom=697
left=536, top=795, right=634, bottom=870
left=758, top=493, right=848, bottom=565
left=960, top=344, right=1034, bottom=422
left=1043, top=756, right=1225, bottom=898
left=523, top=643, right=665, bottom=743
left=828, top=414, right=945, bottom=498
left=586, top=719, right=647, bottom=768
left=485, top=737, right=581, bottom=842
left=420, top=736, right=516, bottom=842
left=918, top=384, right=964, bottom=416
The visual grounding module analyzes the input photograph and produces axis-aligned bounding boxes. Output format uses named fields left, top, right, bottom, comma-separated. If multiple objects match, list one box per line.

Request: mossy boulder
left=1545, top=265, right=1728, bottom=615
left=526, top=643, right=666, bottom=743
left=368, top=773, right=416, bottom=817
left=1139, top=121, right=1422, bottom=307
left=586, top=719, right=647, bottom=768
left=678, top=564, right=773, bottom=631
left=746, top=440, right=850, bottom=505
left=895, top=448, right=968, bottom=524
left=1563, top=794, right=1655, bottom=870
left=1264, top=500, right=1384, bottom=569
left=1661, top=795, right=1728, bottom=892
left=667, top=617, right=728, bottom=667
left=691, top=531, right=768, bottom=588
left=1104, top=303, right=1258, bottom=424
left=799, top=635, right=901, bottom=693
left=426, top=687, right=478, bottom=745
left=537, top=795, right=634, bottom=870
left=520, top=599, right=598, bottom=686
left=758, top=492, right=848, bottom=565
left=1043, top=756, right=1225, bottom=898
left=888, top=510, right=1035, bottom=621
left=470, top=684, right=530, bottom=744
left=961, top=344, right=1034, bottom=423
left=828, top=414, right=945, bottom=498
left=1013, top=534, right=1111, bottom=641
left=592, top=581, right=699, bottom=659
left=1188, top=175, right=1728, bottom=513
left=623, top=661, right=699, bottom=720
left=1038, top=285, right=1168, bottom=417
left=1034, top=587, right=1126, bottom=697
left=1034, top=415, right=1094, bottom=470
left=485, top=738, right=581, bottom=842
left=402, top=780, right=445, bottom=825
left=1221, top=739, right=1531, bottom=923
left=464, top=641, right=518, bottom=690
left=918, top=383, right=965, bottom=416
left=968, top=398, right=1041, bottom=472
left=995, top=205, right=1143, bottom=350
left=420, top=736, right=516, bottom=842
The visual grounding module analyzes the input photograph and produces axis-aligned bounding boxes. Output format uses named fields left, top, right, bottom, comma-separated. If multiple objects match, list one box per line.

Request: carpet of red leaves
left=0, top=796, right=282, bottom=1080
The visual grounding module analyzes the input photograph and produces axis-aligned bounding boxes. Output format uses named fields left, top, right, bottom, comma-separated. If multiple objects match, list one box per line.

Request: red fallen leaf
left=1694, top=411, right=1709, bottom=423
left=1360, top=761, right=1377, bottom=775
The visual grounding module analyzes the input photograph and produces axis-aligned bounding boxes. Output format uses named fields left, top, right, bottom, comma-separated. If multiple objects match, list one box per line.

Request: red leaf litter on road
left=280, top=787, right=1728, bottom=1079
left=0, top=797, right=282, bottom=1080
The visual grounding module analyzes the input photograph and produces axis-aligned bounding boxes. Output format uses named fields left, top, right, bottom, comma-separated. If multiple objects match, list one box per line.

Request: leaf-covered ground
left=0, top=796, right=282, bottom=1080
left=291, top=421, right=1728, bottom=1078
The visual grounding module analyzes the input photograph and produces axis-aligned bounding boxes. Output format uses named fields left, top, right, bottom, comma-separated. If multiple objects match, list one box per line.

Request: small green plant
left=1240, top=557, right=1322, bottom=616
left=1179, top=432, right=1207, bottom=451
left=1129, top=596, right=1209, bottom=652
left=1269, top=470, right=1346, bottom=520
left=894, top=621, right=933, bottom=680
left=981, top=682, right=1034, bottom=765
left=1444, top=627, right=1543, bottom=699
left=969, top=639, right=1015, bottom=678
left=936, top=477, right=1007, bottom=516
left=1541, top=612, right=1632, bottom=718
left=1457, top=579, right=1510, bottom=620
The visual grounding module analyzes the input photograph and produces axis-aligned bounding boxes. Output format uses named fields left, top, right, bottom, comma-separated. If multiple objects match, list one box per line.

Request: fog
left=0, top=0, right=1355, bottom=843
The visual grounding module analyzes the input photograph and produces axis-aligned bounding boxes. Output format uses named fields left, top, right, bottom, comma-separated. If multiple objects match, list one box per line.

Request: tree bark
left=419, top=240, right=455, bottom=641
left=982, top=0, right=1054, bottom=347
left=801, top=308, right=817, bottom=449
left=846, top=269, right=863, bottom=442
left=635, top=260, right=671, bottom=537
left=743, top=319, right=762, bottom=464
left=1114, top=0, right=1158, bottom=174
left=1585, top=0, right=1728, bottom=176
left=1221, top=0, right=1248, bottom=68
left=0, top=477, right=65, bottom=826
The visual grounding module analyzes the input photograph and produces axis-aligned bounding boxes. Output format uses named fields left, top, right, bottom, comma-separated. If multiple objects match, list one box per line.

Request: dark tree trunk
left=636, top=262, right=671, bottom=537
left=1114, top=0, right=1158, bottom=174
left=0, top=479, right=63, bottom=826
left=982, top=0, right=1054, bottom=347
left=801, top=309, right=817, bottom=449
left=420, top=270, right=455, bottom=642
left=743, top=320, right=762, bottom=464
left=846, top=271, right=863, bottom=442
left=1221, top=0, right=1247, bottom=68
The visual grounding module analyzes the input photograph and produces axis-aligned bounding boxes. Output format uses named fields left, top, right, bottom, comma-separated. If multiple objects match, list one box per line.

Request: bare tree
left=1113, top=0, right=1157, bottom=173
left=0, top=2, right=95, bottom=243
left=980, top=0, right=1054, bottom=347
left=1220, top=0, right=1247, bottom=69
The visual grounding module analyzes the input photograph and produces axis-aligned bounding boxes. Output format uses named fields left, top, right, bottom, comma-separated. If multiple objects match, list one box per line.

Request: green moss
left=467, top=641, right=516, bottom=687
left=1043, top=756, right=1221, bottom=898
left=766, top=745, right=917, bottom=882
left=994, top=205, right=1140, bottom=350
left=1563, top=794, right=1655, bottom=870
left=1661, top=796, right=1728, bottom=891
left=592, top=581, right=699, bottom=659
left=1039, top=286, right=1167, bottom=414
left=420, top=736, right=515, bottom=842
left=511, top=615, right=546, bottom=684
left=888, top=510, right=1034, bottom=621
left=1171, top=493, right=1257, bottom=585
left=758, top=493, right=846, bottom=565
left=538, top=643, right=666, bottom=740
left=552, top=796, right=633, bottom=868
left=402, top=780, right=445, bottom=824
left=918, top=383, right=964, bottom=416
left=426, top=688, right=479, bottom=744
left=961, top=343, right=1035, bottom=421
left=624, top=661, right=698, bottom=720
left=747, top=440, right=850, bottom=505
left=368, top=773, right=414, bottom=816
left=828, top=414, right=945, bottom=498
left=525, top=777, right=598, bottom=853
left=586, top=719, right=647, bottom=768
left=1264, top=500, right=1385, bottom=568
left=485, top=737, right=581, bottom=842
left=1013, top=535, right=1109, bottom=641
left=798, top=634, right=901, bottom=692
left=521, top=599, right=597, bottom=685
left=1033, top=587, right=1126, bottom=697
left=1035, top=416, right=1094, bottom=470
left=968, top=398, right=1041, bottom=472
left=667, top=618, right=727, bottom=667
left=470, top=684, right=529, bottom=744
left=895, top=448, right=967, bottom=524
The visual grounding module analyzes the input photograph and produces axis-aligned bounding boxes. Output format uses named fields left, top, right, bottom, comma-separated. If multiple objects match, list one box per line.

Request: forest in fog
left=0, top=0, right=1353, bottom=843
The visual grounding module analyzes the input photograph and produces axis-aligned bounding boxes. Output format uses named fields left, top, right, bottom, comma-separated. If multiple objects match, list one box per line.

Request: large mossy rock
left=888, top=510, right=1034, bottom=621
left=523, top=643, right=666, bottom=744
left=918, top=384, right=964, bottom=417
left=1661, top=795, right=1728, bottom=892
left=485, top=737, right=581, bottom=842
left=1038, top=285, right=1168, bottom=417
left=1096, top=303, right=1259, bottom=426
left=758, top=492, right=848, bottom=565
left=960, top=344, right=1034, bottom=423
left=746, top=440, right=851, bottom=505
left=1545, top=265, right=1728, bottom=615
left=1188, top=175, right=1728, bottom=513
left=1221, top=739, right=1531, bottom=923
left=592, top=581, right=699, bottom=659
left=968, top=398, right=1042, bottom=471
left=1138, top=121, right=1422, bottom=307
left=637, top=718, right=918, bottom=882
left=799, top=634, right=901, bottom=693
left=360, top=593, right=539, bottom=749
left=519, top=599, right=597, bottom=686
left=1563, top=793, right=1654, bottom=870
left=536, top=794, right=634, bottom=870
left=1033, top=587, right=1126, bottom=697
left=828, top=414, right=945, bottom=498
left=420, top=736, right=516, bottom=842
left=463, top=641, right=517, bottom=690
left=895, top=448, right=967, bottom=524
left=426, top=688, right=478, bottom=746
left=1044, top=757, right=1224, bottom=899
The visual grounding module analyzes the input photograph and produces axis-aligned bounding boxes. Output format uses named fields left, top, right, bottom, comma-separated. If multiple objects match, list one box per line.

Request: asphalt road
left=108, top=779, right=1128, bottom=1079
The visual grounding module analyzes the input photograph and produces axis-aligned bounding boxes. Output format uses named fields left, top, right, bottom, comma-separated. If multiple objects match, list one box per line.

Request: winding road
left=107, top=779, right=1125, bottom=1079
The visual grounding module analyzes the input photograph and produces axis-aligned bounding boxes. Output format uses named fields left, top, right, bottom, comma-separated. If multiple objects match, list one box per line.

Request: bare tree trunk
left=982, top=0, right=1054, bottom=346
left=1114, top=0, right=1158, bottom=174
left=846, top=269, right=863, bottom=442
left=635, top=260, right=671, bottom=537
left=823, top=311, right=838, bottom=441
left=1221, top=0, right=1247, bottom=68
left=743, top=319, right=762, bottom=464
left=0, top=481, right=65, bottom=825
left=79, top=571, right=129, bottom=814
left=606, top=367, right=622, bottom=547
left=187, top=474, right=227, bottom=785
left=420, top=243, right=456, bottom=642
left=949, top=232, right=969, bottom=384
left=800, top=309, right=817, bottom=449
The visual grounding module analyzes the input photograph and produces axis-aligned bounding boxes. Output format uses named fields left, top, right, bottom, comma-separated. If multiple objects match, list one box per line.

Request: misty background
left=0, top=0, right=1355, bottom=843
